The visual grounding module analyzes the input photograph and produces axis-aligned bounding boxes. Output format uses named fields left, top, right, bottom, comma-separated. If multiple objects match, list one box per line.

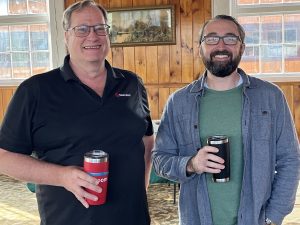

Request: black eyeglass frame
left=200, top=35, right=242, bottom=45
left=67, top=24, right=111, bottom=37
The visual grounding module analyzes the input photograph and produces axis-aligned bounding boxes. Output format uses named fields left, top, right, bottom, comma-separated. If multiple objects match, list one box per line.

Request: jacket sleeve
left=152, top=93, right=195, bottom=183
left=266, top=89, right=300, bottom=224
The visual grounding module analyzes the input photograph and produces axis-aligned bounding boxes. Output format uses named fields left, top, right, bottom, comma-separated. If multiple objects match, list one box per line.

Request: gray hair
left=199, top=15, right=245, bottom=44
left=62, top=0, right=108, bottom=31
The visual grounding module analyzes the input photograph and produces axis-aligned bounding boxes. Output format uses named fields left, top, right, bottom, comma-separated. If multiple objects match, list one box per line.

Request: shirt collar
left=190, top=68, right=252, bottom=93
left=203, top=73, right=243, bottom=88
left=59, top=55, right=124, bottom=82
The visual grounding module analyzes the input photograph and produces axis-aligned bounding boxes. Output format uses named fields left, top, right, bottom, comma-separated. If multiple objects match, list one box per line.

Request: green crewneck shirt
left=199, top=86, right=243, bottom=225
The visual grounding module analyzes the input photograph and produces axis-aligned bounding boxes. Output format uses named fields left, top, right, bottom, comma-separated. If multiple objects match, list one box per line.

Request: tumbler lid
left=84, top=150, right=108, bottom=163
left=207, top=135, right=229, bottom=144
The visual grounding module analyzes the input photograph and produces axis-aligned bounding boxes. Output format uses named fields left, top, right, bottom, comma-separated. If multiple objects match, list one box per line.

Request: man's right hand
left=186, top=146, right=225, bottom=174
left=58, top=166, right=102, bottom=208
left=0, top=148, right=102, bottom=208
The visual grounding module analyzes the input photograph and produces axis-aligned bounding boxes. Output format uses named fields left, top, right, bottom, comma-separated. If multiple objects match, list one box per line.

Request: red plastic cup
left=84, top=150, right=109, bottom=205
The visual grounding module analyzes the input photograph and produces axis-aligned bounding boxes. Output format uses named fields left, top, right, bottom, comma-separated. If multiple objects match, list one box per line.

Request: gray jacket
left=152, top=69, right=300, bottom=225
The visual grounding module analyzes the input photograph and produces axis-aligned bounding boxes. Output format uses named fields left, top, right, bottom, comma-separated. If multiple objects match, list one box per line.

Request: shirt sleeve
left=137, top=77, right=153, bottom=136
left=145, top=116, right=153, bottom=136
left=0, top=78, right=37, bottom=155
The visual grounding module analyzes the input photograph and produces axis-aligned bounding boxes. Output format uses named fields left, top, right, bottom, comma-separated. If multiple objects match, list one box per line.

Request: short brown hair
left=62, top=0, right=108, bottom=31
left=199, top=15, right=245, bottom=44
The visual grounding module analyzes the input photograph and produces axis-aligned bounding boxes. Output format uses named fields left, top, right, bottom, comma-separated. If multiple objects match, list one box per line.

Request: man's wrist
left=186, top=157, right=195, bottom=176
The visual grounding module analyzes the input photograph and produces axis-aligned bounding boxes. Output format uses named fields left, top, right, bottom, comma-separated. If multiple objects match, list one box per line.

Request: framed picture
left=108, top=5, right=176, bottom=47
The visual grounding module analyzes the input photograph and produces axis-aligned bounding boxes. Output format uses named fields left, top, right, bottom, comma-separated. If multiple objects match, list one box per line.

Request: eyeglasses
left=201, top=35, right=241, bottom=45
left=68, top=24, right=110, bottom=37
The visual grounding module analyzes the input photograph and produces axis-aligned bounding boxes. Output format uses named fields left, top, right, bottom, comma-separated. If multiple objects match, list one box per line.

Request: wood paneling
left=0, top=87, right=16, bottom=122
left=1, top=82, right=299, bottom=138
left=180, top=0, right=194, bottom=83
left=146, top=46, right=158, bottom=84
left=277, top=83, right=300, bottom=138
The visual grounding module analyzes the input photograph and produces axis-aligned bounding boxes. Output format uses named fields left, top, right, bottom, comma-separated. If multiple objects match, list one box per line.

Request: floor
left=0, top=174, right=299, bottom=225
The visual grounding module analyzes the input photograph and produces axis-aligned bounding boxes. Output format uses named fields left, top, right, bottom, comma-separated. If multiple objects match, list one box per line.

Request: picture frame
left=107, top=5, right=176, bottom=47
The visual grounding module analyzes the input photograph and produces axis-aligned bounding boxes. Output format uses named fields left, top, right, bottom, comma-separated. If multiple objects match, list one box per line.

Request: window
left=231, top=0, right=300, bottom=79
left=0, top=0, right=65, bottom=85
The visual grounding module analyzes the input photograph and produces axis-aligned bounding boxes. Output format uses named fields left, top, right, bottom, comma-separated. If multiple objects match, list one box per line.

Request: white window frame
left=212, top=0, right=300, bottom=82
left=0, top=0, right=65, bottom=86
left=49, top=0, right=65, bottom=70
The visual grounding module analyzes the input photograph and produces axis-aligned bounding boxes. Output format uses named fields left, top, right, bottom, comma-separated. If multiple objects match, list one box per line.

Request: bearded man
left=152, top=15, right=300, bottom=225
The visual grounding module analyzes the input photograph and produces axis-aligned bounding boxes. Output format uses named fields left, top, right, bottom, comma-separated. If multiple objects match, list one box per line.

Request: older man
left=0, top=1, right=154, bottom=225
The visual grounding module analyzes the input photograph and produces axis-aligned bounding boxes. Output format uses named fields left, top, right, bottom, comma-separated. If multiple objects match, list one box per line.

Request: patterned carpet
left=0, top=175, right=299, bottom=225
left=0, top=175, right=179, bottom=225
left=148, top=183, right=179, bottom=225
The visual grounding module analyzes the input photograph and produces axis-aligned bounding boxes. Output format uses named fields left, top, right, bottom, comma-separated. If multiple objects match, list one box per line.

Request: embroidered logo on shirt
left=115, top=92, right=131, bottom=97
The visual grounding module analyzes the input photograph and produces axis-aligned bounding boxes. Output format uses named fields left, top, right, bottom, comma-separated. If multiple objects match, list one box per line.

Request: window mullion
left=282, top=14, right=284, bottom=74
left=259, top=16, right=262, bottom=75
left=26, top=0, right=29, bottom=14
left=0, top=14, right=48, bottom=26
left=9, top=26, right=13, bottom=79
left=28, top=25, right=33, bottom=77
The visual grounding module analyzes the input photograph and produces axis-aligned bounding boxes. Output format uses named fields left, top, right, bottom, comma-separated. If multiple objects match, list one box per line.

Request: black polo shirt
left=0, top=55, right=153, bottom=225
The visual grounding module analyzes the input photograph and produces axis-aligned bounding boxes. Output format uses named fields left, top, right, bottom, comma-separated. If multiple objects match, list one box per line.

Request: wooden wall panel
left=112, top=48, right=124, bottom=68
left=180, top=0, right=194, bottom=83
left=116, top=0, right=132, bottom=69
left=158, top=88, right=170, bottom=116
left=147, top=87, right=159, bottom=120
left=158, top=46, right=170, bottom=83
left=2, top=82, right=300, bottom=139
left=109, top=0, right=123, bottom=69
left=146, top=46, right=158, bottom=84
left=169, top=0, right=182, bottom=83
left=279, top=84, right=294, bottom=115
left=123, top=47, right=136, bottom=72
left=2, top=89, right=14, bottom=111
left=0, top=87, right=16, bottom=123
left=135, top=47, right=147, bottom=82
left=192, top=0, right=203, bottom=80
left=143, top=0, right=158, bottom=84
left=0, top=92, right=3, bottom=120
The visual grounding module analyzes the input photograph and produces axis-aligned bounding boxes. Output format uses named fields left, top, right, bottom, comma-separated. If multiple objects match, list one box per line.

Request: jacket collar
left=190, top=68, right=254, bottom=94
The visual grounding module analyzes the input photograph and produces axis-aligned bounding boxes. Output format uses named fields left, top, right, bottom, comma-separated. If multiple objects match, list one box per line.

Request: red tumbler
left=84, top=150, right=109, bottom=205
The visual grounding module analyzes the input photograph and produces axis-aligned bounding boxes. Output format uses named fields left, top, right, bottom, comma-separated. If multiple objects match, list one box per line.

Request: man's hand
left=58, top=166, right=102, bottom=208
left=186, top=146, right=225, bottom=174
left=0, top=149, right=102, bottom=208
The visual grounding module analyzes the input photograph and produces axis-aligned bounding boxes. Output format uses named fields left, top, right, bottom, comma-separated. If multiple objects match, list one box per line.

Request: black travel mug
left=207, top=135, right=230, bottom=182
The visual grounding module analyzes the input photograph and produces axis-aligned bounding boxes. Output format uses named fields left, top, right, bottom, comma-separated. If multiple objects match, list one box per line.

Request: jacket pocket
left=251, top=109, right=271, bottom=140
left=175, top=113, right=193, bottom=146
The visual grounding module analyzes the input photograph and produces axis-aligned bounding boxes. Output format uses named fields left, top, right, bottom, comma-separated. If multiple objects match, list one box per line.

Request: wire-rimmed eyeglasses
left=67, top=24, right=110, bottom=37
left=201, top=35, right=241, bottom=45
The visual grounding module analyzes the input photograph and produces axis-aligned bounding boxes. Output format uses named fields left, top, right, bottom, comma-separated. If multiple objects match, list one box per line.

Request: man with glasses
left=0, top=1, right=154, bottom=225
left=152, top=15, right=300, bottom=225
